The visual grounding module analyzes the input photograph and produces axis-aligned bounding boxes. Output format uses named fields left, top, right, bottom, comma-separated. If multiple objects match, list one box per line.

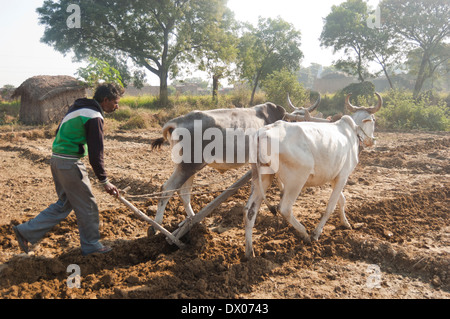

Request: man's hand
left=104, top=181, right=119, bottom=197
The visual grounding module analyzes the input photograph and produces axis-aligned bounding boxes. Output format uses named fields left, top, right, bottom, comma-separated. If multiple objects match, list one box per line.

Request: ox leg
left=154, top=165, right=196, bottom=225
left=276, top=178, right=284, bottom=213
left=177, top=175, right=195, bottom=218
left=244, top=170, right=274, bottom=259
left=310, top=178, right=347, bottom=241
left=275, top=165, right=312, bottom=243
left=278, top=181, right=311, bottom=244
left=337, top=192, right=352, bottom=229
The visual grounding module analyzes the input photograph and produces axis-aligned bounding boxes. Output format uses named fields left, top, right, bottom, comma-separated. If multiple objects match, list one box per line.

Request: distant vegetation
left=1, top=88, right=448, bottom=132
left=4, top=0, right=442, bottom=133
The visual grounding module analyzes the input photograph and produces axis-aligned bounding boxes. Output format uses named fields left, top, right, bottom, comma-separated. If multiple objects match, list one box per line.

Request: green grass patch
left=0, top=100, right=20, bottom=125
left=1, top=90, right=449, bottom=132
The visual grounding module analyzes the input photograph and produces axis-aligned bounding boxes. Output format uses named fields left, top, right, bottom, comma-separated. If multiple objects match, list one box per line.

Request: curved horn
left=345, top=93, right=365, bottom=113
left=286, top=93, right=297, bottom=112
left=307, top=93, right=321, bottom=112
left=345, top=93, right=383, bottom=114
left=345, top=93, right=357, bottom=113
left=366, top=92, right=383, bottom=114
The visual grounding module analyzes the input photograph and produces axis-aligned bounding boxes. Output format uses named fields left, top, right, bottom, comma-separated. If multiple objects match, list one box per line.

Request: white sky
left=0, top=0, right=380, bottom=88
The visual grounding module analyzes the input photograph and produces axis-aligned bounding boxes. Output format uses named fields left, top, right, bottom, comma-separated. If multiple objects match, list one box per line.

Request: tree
left=237, top=17, right=303, bottom=105
left=320, top=0, right=402, bottom=88
left=195, top=7, right=238, bottom=103
left=37, top=0, right=230, bottom=106
left=261, top=68, right=308, bottom=107
left=381, top=0, right=450, bottom=98
left=406, top=44, right=450, bottom=92
left=320, top=0, right=372, bottom=82
left=364, top=8, right=403, bottom=89
left=76, top=57, right=124, bottom=88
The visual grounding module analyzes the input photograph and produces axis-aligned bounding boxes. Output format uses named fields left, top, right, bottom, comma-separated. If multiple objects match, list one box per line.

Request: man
left=13, top=83, right=123, bottom=256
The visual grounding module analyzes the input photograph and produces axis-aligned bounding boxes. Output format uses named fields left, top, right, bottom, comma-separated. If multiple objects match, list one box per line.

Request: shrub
left=106, top=105, right=133, bottom=121
left=377, top=90, right=449, bottom=131
left=0, top=100, right=20, bottom=125
left=261, top=68, right=309, bottom=107
left=119, top=110, right=158, bottom=130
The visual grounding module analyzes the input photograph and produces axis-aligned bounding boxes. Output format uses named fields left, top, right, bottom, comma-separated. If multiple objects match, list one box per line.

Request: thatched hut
left=12, top=75, right=86, bottom=124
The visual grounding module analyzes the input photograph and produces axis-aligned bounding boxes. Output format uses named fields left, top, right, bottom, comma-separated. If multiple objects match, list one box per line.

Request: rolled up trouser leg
left=16, top=199, right=72, bottom=245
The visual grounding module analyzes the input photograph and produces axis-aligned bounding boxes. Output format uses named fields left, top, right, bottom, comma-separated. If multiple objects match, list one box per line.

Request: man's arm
left=85, top=118, right=119, bottom=197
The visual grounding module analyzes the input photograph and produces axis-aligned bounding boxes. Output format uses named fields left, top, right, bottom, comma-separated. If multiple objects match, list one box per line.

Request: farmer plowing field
left=13, top=83, right=124, bottom=256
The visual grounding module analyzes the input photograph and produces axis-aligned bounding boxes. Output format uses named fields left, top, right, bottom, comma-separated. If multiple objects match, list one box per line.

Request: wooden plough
left=118, top=170, right=252, bottom=249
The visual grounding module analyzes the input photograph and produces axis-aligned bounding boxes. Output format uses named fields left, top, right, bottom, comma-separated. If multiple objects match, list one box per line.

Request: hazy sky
left=0, top=0, right=380, bottom=88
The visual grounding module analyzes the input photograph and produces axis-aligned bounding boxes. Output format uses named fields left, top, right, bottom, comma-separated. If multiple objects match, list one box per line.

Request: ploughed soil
left=0, top=125, right=449, bottom=299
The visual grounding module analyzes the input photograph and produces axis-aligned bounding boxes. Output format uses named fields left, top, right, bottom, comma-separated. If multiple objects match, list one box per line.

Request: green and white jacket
left=52, top=98, right=108, bottom=183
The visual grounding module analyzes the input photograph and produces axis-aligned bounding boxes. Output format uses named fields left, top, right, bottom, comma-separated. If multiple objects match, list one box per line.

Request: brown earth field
left=0, top=126, right=449, bottom=300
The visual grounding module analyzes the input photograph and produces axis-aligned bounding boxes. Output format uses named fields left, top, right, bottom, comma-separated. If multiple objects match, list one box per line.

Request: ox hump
left=338, top=115, right=358, bottom=130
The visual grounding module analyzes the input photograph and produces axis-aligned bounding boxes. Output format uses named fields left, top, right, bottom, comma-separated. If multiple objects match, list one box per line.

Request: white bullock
left=244, top=93, right=382, bottom=258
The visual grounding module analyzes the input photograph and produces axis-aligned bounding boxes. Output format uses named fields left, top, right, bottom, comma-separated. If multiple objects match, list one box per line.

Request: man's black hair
left=93, top=83, right=124, bottom=104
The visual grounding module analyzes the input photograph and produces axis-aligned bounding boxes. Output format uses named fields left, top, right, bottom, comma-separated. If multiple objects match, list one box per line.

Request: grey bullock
left=244, top=93, right=382, bottom=258
left=150, top=96, right=322, bottom=226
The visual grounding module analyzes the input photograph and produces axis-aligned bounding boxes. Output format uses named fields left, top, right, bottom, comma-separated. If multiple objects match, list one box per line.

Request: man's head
left=93, top=83, right=125, bottom=113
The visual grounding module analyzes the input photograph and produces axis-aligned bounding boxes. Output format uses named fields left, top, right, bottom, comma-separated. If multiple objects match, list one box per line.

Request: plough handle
left=117, top=195, right=186, bottom=249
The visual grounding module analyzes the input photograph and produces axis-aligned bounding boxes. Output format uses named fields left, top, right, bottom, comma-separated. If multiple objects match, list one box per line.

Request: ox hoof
left=342, top=222, right=352, bottom=230
left=244, top=249, right=255, bottom=261
left=147, top=226, right=157, bottom=237
left=310, top=231, right=321, bottom=242
left=302, top=236, right=312, bottom=245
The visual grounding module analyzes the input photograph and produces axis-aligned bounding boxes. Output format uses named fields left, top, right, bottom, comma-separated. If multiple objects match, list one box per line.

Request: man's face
left=101, top=97, right=120, bottom=114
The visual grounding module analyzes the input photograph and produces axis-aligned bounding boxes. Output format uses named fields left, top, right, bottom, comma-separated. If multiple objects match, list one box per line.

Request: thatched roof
left=12, top=75, right=86, bottom=102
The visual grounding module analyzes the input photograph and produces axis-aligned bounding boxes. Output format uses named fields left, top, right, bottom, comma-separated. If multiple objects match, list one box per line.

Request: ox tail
left=150, top=124, right=176, bottom=150
left=255, top=131, right=278, bottom=216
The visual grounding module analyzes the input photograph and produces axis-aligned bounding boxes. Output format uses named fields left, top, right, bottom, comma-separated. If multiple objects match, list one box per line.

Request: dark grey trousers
left=17, top=157, right=103, bottom=255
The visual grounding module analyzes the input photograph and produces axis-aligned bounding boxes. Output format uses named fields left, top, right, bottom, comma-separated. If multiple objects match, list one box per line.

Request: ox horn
left=287, top=93, right=321, bottom=113
left=366, top=92, right=383, bottom=114
left=286, top=93, right=297, bottom=112
left=307, top=93, right=321, bottom=112
left=345, top=92, right=383, bottom=114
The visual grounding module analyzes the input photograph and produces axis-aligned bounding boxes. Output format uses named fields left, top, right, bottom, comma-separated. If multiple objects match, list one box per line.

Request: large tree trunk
left=212, top=74, right=220, bottom=104
left=250, top=70, right=262, bottom=106
left=159, top=74, right=169, bottom=107
left=159, top=30, right=170, bottom=107
left=357, top=53, right=364, bottom=82
left=413, top=52, right=430, bottom=99
left=382, top=66, right=394, bottom=90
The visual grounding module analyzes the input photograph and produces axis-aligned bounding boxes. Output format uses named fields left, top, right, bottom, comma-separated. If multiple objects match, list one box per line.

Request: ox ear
left=362, top=114, right=375, bottom=123
left=267, top=104, right=287, bottom=121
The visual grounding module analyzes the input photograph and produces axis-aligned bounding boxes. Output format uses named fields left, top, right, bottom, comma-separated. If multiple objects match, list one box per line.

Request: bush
left=0, top=100, right=20, bottom=125
left=315, top=82, right=376, bottom=117
left=261, top=68, right=309, bottom=107
left=119, top=110, right=159, bottom=130
left=106, top=105, right=133, bottom=121
left=377, top=90, right=449, bottom=131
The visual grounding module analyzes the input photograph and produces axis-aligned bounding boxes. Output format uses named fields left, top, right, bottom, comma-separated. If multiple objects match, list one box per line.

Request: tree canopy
left=237, top=17, right=303, bottom=105
left=37, top=0, right=230, bottom=105
left=381, top=0, right=450, bottom=98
